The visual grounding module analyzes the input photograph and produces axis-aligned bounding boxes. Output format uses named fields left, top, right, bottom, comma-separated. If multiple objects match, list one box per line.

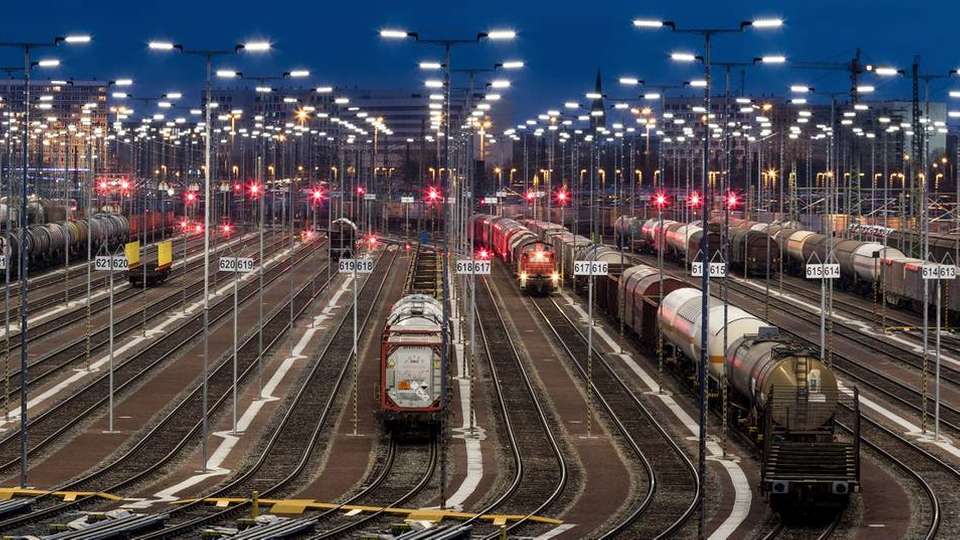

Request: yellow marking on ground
left=0, top=487, right=122, bottom=502
left=175, top=497, right=562, bottom=525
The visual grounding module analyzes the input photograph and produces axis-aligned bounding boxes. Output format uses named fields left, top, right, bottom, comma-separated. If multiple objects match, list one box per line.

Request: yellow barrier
left=174, top=497, right=562, bottom=526
left=158, top=240, right=173, bottom=268
left=125, top=241, right=140, bottom=266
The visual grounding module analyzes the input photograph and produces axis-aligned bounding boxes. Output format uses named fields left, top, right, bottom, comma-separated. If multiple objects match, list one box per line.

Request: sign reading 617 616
left=574, top=261, right=608, bottom=276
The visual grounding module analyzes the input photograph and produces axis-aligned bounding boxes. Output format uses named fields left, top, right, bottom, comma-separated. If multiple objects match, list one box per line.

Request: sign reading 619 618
left=339, top=258, right=375, bottom=274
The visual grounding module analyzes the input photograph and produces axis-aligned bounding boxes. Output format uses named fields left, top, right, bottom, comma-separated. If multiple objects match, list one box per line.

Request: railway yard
left=0, top=204, right=957, bottom=540
left=2, top=6, right=960, bottom=539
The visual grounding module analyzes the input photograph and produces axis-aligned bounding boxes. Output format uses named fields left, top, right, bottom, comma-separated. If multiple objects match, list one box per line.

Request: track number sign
left=922, top=264, right=958, bottom=280
left=364, top=193, right=377, bottom=201
left=401, top=196, right=415, bottom=204
left=574, top=261, right=608, bottom=276
left=691, top=262, right=726, bottom=278
left=805, top=263, right=840, bottom=279
left=95, top=255, right=128, bottom=271
left=219, top=257, right=255, bottom=273
left=339, top=258, right=375, bottom=274
left=457, top=259, right=491, bottom=275
left=0, top=256, right=5, bottom=270
left=483, top=196, right=498, bottom=205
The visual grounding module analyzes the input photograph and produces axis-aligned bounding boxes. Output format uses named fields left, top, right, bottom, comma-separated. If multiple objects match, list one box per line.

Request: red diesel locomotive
left=471, top=214, right=559, bottom=295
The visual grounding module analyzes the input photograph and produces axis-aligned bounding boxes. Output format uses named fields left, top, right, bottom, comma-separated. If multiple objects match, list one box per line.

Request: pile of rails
left=616, top=215, right=960, bottom=321
left=526, top=219, right=860, bottom=513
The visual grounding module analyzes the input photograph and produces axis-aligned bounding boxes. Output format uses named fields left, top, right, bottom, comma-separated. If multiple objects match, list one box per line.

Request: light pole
left=149, top=37, right=271, bottom=472
left=332, top=217, right=360, bottom=436
left=635, top=16, right=781, bottom=538
left=0, top=33, right=89, bottom=488
left=381, top=26, right=516, bottom=509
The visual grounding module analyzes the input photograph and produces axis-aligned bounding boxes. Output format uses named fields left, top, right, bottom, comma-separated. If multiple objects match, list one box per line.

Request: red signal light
left=186, top=192, right=196, bottom=203
left=478, top=248, right=490, bottom=260
left=688, top=192, right=701, bottom=208
left=249, top=183, right=260, bottom=196
left=179, top=219, right=189, bottom=229
left=194, top=224, right=203, bottom=233
left=221, top=223, right=233, bottom=236
left=525, top=191, right=535, bottom=201
left=426, top=187, right=440, bottom=202
left=726, top=192, right=739, bottom=209
left=652, top=192, right=668, bottom=208
left=357, top=186, right=366, bottom=195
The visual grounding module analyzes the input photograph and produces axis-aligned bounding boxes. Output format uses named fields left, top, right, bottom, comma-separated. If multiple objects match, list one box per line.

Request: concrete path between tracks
left=0, top=237, right=287, bottom=432
left=443, top=268, right=486, bottom=512
left=123, top=272, right=357, bottom=509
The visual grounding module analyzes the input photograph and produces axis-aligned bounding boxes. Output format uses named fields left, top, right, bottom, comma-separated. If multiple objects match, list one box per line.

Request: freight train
left=534, top=222, right=860, bottom=513
left=379, top=246, right=447, bottom=429
left=471, top=215, right=559, bottom=295
left=0, top=211, right=174, bottom=274
left=616, top=215, right=960, bottom=322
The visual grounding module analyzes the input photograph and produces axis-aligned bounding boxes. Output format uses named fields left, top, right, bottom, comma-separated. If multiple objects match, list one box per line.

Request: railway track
left=759, top=513, right=841, bottom=540
left=531, top=294, right=699, bottom=538
left=0, top=234, right=203, bottom=324
left=732, top=276, right=960, bottom=388
left=0, top=234, right=271, bottom=403
left=835, top=406, right=959, bottom=539
left=0, top=240, right=332, bottom=531
left=0, top=232, right=188, bottom=295
left=723, top=280, right=960, bottom=441
left=308, top=439, right=438, bottom=538
left=621, top=250, right=960, bottom=440
left=0, top=239, right=321, bottom=479
left=132, top=248, right=401, bottom=538
left=457, top=276, right=567, bottom=539
left=619, top=249, right=959, bottom=537
left=774, top=275, right=959, bottom=347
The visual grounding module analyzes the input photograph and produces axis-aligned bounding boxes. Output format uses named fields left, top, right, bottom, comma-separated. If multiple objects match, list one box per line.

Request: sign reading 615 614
left=457, top=259, right=491, bottom=275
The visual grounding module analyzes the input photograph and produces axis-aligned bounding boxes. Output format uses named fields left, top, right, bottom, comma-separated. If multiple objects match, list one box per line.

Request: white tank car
left=657, top=288, right=838, bottom=428
left=658, top=288, right=766, bottom=379
left=381, top=294, right=444, bottom=415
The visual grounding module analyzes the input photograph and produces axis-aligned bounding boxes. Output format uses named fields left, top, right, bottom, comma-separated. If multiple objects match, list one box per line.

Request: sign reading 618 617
left=456, top=259, right=491, bottom=275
